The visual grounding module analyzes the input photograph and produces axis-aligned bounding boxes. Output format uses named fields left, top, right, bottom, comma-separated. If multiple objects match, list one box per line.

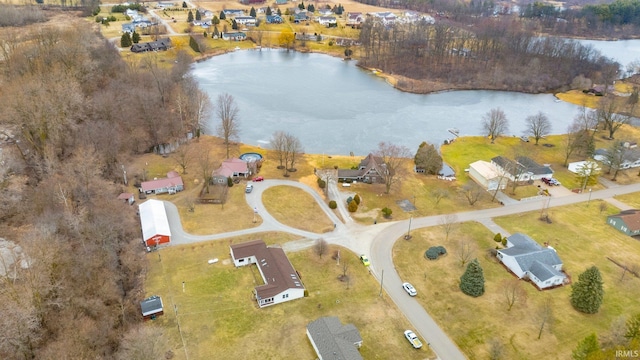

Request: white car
left=402, top=282, right=417, bottom=296
left=404, top=330, right=423, bottom=349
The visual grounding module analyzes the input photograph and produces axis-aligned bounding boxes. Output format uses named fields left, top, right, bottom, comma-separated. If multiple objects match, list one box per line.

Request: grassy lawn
left=145, top=237, right=436, bottom=359
left=394, top=201, right=640, bottom=359
left=262, top=186, right=335, bottom=233
left=615, top=192, right=640, bottom=208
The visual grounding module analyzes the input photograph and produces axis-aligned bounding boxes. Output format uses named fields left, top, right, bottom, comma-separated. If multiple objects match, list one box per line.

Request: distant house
left=156, top=2, right=175, bottom=9
left=468, top=160, right=507, bottom=191
left=497, top=233, right=567, bottom=290
left=491, top=156, right=553, bottom=182
left=337, top=153, right=389, bottom=184
left=346, top=12, right=364, bottom=26
left=293, top=12, right=309, bottom=23
left=139, top=199, right=171, bottom=247
left=221, top=32, right=247, bottom=41
left=140, top=295, right=164, bottom=320
left=568, top=160, right=601, bottom=174
left=266, top=14, right=284, bottom=23
left=230, top=240, right=306, bottom=308
left=117, top=192, right=135, bottom=205
left=307, top=317, right=363, bottom=360
left=317, top=16, right=337, bottom=26
left=223, top=9, right=245, bottom=17
left=235, top=16, right=257, bottom=26
left=607, top=209, right=640, bottom=237
left=317, top=9, right=334, bottom=16
left=275, top=0, right=287, bottom=4
left=130, top=38, right=172, bottom=53
left=122, top=22, right=136, bottom=33
left=140, top=171, right=184, bottom=195
left=593, top=148, right=608, bottom=162
left=212, top=158, right=251, bottom=183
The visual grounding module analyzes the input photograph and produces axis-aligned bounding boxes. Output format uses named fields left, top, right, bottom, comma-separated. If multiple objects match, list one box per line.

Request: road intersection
left=161, top=179, right=640, bottom=360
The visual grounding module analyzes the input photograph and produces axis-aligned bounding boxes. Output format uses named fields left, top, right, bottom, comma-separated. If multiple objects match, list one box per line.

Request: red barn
left=139, top=199, right=171, bottom=247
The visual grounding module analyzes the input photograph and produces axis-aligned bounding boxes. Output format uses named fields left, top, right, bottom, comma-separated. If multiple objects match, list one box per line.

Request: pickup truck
left=404, top=330, right=423, bottom=349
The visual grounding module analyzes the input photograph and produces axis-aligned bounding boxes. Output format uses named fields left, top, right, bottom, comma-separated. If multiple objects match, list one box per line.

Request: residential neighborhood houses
left=230, top=240, right=306, bottom=308
left=607, top=209, right=640, bottom=237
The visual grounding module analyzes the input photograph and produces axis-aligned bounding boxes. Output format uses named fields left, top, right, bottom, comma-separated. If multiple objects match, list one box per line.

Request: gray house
left=496, top=233, right=567, bottom=290
left=140, top=295, right=164, bottom=320
left=607, top=209, right=640, bottom=237
left=307, top=317, right=363, bottom=360
left=491, top=156, right=553, bottom=182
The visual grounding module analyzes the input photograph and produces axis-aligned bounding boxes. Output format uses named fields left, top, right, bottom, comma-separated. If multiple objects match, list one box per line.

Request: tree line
left=358, top=17, right=618, bottom=93
left=0, top=17, right=213, bottom=359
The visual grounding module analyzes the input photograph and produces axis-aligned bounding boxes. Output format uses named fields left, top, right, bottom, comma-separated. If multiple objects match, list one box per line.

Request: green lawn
left=393, top=201, right=640, bottom=359
left=145, top=238, right=436, bottom=359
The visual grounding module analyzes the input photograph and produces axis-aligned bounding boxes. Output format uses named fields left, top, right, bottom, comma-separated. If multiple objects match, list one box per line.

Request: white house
left=230, top=240, right=306, bottom=308
left=468, top=160, right=507, bottom=191
left=140, top=171, right=184, bottom=195
left=235, top=16, right=257, bottom=26
left=497, top=233, right=567, bottom=290
left=223, top=9, right=245, bottom=17
left=491, top=156, right=553, bottom=182
left=568, top=160, right=601, bottom=174
left=346, top=12, right=364, bottom=26
left=317, top=16, right=337, bottom=26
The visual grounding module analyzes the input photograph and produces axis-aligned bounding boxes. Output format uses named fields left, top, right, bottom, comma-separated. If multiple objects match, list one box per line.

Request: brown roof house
left=140, top=171, right=184, bottom=195
left=337, top=153, right=389, bottom=184
left=607, top=209, right=640, bottom=237
left=307, top=317, right=363, bottom=360
left=230, top=240, right=306, bottom=308
left=212, top=158, right=251, bottom=184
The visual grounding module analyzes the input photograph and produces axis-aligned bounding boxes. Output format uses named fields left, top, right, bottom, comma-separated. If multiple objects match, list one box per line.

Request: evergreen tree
left=182, top=1, right=187, bottom=8
left=459, top=258, right=485, bottom=297
left=212, top=16, right=220, bottom=25
left=571, top=333, right=600, bottom=360
left=213, top=26, right=219, bottom=37
left=299, top=1, right=305, bottom=10
left=307, top=4, right=315, bottom=12
left=203, top=31, right=208, bottom=38
left=120, top=32, right=132, bottom=47
left=250, top=6, right=256, bottom=17
left=195, top=10, right=201, bottom=21
left=219, top=11, right=226, bottom=20
left=571, top=266, right=604, bottom=314
left=187, top=10, right=194, bottom=22
left=277, top=8, right=282, bottom=16
left=131, top=31, right=140, bottom=43
left=625, top=313, right=640, bottom=340
left=232, top=19, right=238, bottom=30
left=266, top=6, right=272, bottom=16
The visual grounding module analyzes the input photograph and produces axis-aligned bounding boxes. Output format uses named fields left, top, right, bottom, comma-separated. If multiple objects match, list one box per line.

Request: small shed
left=117, top=192, right=135, bottom=205
left=140, top=295, right=164, bottom=320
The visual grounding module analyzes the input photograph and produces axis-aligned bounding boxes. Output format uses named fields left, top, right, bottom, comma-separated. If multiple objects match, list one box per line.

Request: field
left=144, top=237, right=436, bottom=359
left=393, top=202, right=640, bottom=359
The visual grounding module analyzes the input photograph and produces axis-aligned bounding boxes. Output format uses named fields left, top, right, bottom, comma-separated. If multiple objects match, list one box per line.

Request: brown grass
left=262, top=186, right=335, bottom=233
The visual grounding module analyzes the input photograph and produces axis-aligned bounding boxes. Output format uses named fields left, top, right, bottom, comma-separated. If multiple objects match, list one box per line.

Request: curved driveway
left=161, top=179, right=640, bottom=360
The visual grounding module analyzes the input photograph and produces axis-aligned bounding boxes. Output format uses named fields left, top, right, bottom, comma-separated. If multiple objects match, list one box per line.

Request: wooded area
left=0, top=16, right=206, bottom=359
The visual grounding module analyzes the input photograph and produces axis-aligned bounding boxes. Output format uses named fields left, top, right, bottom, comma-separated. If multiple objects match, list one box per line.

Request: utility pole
left=379, top=269, right=384, bottom=297
left=405, top=216, right=413, bottom=240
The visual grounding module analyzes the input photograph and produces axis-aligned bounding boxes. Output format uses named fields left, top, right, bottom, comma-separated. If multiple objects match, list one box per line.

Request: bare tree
left=439, top=213, right=458, bottom=242
left=269, top=131, right=287, bottom=169
left=116, top=324, right=169, bottom=360
left=198, top=150, right=215, bottom=194
left=414, top=141, right=442, bottom=175
left=314, top=238, right=328, bottom=259
left=431, top=188, right=449, bottom=206
left=375, top=141, right=411, bottom=194
left=456, top=239, right=475, bottom=267
left=173, top=143, right=192, bottom=174
left=605, top=140, right=627, bottom=181
left=597, top=98, right=630, bottom=140
left=534, top=296, right=554, bottom=339
left=599, top=201, right=608, bottom=213
left=524, top=112, right=552, bottom=145
left=502, top=278, right=528, bottom=311
left=174, top=77, right=212, bottom=140
left=482, top=108, right=509, bottom=143
left=461, top=182, right=484, bottom=206
left=215, top=93, right=240, bottom=158
left=284, top=132, right=303, bottom=175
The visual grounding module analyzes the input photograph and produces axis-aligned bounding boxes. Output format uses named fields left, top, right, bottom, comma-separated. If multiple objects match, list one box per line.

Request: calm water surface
left=192, top=42, right=639, bottom=156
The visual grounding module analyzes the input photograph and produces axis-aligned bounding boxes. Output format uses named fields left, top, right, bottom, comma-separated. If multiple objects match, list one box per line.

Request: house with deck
left=607, top=209, right=640, bottom=237
left=337, top=153, right=389, bottom=184
left=230, top=240, right=306, bottom=308
left=497, top=233, right=567, bottom=290
left=307, top=317, right=363, bottom=360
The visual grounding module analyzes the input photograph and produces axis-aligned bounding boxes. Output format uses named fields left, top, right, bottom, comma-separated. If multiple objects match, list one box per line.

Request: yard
left=393, top=201, right=640, bottom=359
left=144, top=237, right=436, bottom=359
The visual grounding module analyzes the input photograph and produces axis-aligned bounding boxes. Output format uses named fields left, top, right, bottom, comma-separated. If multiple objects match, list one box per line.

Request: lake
left=192, top=39, right=640, bottom=156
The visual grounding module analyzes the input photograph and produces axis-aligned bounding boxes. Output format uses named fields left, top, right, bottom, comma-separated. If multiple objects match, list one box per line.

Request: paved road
left=160, top=179, right=640, bottom=360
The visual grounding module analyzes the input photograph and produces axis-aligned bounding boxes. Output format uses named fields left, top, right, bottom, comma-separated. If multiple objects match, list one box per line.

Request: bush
left=346, top=196, right=353, bottom=204
left=189, top=36, right=201, bottom=53
left=381, top=207, right=392, bottom=218
left=329, top=200, right=337, bottom=209
left=493, top=233, right=502, bottom=243
left=425, top=246, right=447, bottom=260
left=317, top=178, right=326, bottom=189
left=353, top=194, right=361, bottom=205
left=227, top=177, right=234, bottom=187
left=348, top=200, right=358, bottom=212
left=501, top=238, right=507, bottom=247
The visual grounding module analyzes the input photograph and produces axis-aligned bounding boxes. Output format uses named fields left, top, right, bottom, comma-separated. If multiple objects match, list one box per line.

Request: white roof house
left=568, top=160, right=601, bottom=174
left=468, top=160, right=507, bottom=191
left=139, top=199, right=171, bottom=247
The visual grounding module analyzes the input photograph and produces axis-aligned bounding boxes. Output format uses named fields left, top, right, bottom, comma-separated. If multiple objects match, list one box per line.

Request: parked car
left=542, top=177, right=560, bottom=186
left=359, top=254, right=370, bottom=266
left=402, top=282, right=417, bottom=296
left=245, top=184, right=253, bottom=193
left=404, top=330, right=423, bottom=349
left=520, top=136, right=530, bottom=142
left=253, top=176, right=264, bottom=182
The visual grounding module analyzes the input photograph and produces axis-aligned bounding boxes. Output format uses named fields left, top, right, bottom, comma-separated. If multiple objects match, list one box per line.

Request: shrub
left=348, top=200, right=358, bottom=212
left=501, top=238, right=507, bottom=247
left=329, top=200, right=337, bottom=209
left=493, top=233, right=502, bottom=243
left=317, top=178, right=326, bottom=189
left=353, top=194, right=361, bottom=205
left=425, top=246, right=447, bottom=260
left=227, top=177, right=234, bottom=187
left=346, top=196, right=353, bottom=204
left=381, top=207, right=392, bottom=218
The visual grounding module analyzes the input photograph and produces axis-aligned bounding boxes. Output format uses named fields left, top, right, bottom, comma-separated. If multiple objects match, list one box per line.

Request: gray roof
left=507, top=233, right=542, bottom=251
left=140, top=295, right=163, bottom=316
left=529, top=260, right=564, bottom=282
left=307, top=317, right=363, bottom=360
left=500, top=233, right=563, bottom=274
left=515, top=156, right=553, bottom=175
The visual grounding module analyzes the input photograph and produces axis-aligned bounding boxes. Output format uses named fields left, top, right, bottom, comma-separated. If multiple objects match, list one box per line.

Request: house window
left=238, top=259, right=244, bottom=263
left=282, top=294, right=289, bottom=299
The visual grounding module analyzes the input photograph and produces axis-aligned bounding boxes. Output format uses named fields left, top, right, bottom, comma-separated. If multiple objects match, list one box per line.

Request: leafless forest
left=0, top=16, right=207, bottom=359
left=358, top=17, right=619, bottom=93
